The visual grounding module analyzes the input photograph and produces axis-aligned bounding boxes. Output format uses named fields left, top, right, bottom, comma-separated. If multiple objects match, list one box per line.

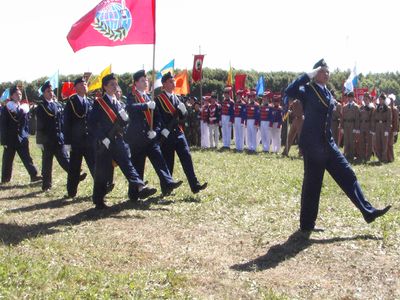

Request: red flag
left=370, top=87, right=377, bottom=98
left=192, top=55, right=204, bottom=82
left=61, top=82, right=76, bottom=99
left=235, top=74, right=247, bottom=92
left=67, top=0, right=156, bottom=53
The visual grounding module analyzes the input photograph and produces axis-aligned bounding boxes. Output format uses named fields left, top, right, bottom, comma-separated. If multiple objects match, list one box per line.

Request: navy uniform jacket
left=36, top=100, right=65, bottom=145
left=63, top=95, right=93, bottom=147
left=155, top=91, right=186, bottom=138
left=88, top=95, right=126, bottom=142
left=285, top=74, right=335, bottom=150
left=0, top=104, right=30, bottom=147
left=124, top=92, right=162, bottom=147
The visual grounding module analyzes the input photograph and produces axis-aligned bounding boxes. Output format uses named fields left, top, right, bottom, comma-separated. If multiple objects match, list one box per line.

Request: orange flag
left=174, top=70, right=190, bottom=95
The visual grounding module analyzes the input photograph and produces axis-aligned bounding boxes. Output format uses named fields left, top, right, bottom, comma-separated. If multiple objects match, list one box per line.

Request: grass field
left=0, top=138, right=399, bottom=299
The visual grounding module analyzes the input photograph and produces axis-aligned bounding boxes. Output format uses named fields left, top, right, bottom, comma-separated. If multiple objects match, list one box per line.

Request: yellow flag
left=174, top=70, right=190, bottom=95
left=226, top=64, right=233, bottom=87
left=88, top=65, right=112, bottom=92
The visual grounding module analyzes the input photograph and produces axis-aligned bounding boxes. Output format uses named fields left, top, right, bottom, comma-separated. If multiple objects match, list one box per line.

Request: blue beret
left=102, top=73, right=117, bottom=88
left=161, top=72, right=173, bottom=84
left=313, top=58, right=328, bottom=69
left=41, top=81, right=52, bottom=93
left=74, top=77, right=86, bottom=86
left=133, top=70, right=146, bottom=82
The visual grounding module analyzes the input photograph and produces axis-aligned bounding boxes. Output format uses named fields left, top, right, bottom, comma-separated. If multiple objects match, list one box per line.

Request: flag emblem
left=195, top=58, right=203, bottom=71
left=92, top=1, right=132, bottom=42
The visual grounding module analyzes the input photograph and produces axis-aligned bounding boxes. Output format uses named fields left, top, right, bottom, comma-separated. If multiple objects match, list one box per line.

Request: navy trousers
left=128, top=142, right=175, bottom=197
left=67, top=145, right=95, bottom=196
left=300, top=142, right=376, bottom=230
left=92, top=137, right=144, bottom=205
left=1, top=140, right=38, bottom=182
left=161, top=133, right=199, bottom=191
left=41, top=144, right=69, bottom=190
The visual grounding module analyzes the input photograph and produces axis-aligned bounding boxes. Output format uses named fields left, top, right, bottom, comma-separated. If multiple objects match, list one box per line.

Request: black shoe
left=67, top=192, right=77, bottom=198
left=162, top=180, right=183, bottom=196
left=364, top=205, right=392, bottom=224
left=138, top=186, right=157, bottom=199
left=79, top=173, right=87, bottom=182
left=30, top=175, right=42, bottom=183
left=192, top=182, right=208, bottom=194
left=95, top=202, right=110, bottom=210
left=106, top=183, right=115, bottom=194
left=42, top=185, right=51, bottom=192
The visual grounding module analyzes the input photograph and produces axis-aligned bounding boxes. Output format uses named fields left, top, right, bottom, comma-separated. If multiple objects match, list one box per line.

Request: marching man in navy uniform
left=36, top=82, right=71, bottom=191
left=63, top=77, right=94, bottom=198
left=1, top=85, right=41, bottom=183
left=125, top=70, right=182, bottom=199
left=220, top=86, right=235, bottom=149
left=88, top=73, right=157, bottom=209
left=285, top=59, right=391, bottom=231
left=156, top=72, right=207, bottom=194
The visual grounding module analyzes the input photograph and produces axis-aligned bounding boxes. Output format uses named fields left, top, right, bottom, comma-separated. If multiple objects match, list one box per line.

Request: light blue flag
left=38, top=71, right=59, bottom=96
left=255, top=75, right=265, bottom=96
left=154, top=59, right=175, bottom=89
left=0, top=88, right=10, bottom=102
left=344, top=65, right=358, bottom=93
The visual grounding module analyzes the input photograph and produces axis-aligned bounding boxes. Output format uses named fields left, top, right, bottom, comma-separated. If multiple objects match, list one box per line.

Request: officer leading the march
left=285, top=59, right=391, bottom=231
left=156, top=72, right=207, bottom=194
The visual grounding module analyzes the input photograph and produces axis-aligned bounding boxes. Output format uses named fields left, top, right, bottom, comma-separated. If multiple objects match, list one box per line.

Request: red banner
left=354, top=87, right=369, bottom=104
left=234, top=74, right=247, bottom=92
left=67, top=0, right=156, bottom=52
left=192, top=55, right=204, bottom=82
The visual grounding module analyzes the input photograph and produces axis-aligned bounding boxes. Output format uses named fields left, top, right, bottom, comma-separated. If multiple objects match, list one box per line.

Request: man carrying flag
left=156, top=72, right=207, bottom=194
left=124, top=70, right=182, bottom=199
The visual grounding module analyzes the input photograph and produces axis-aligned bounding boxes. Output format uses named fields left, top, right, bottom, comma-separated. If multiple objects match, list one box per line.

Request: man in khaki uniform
left=358, top=93, right=374, bottom=162
left=282, top=98, right=304, bottom=156
left=372, top=93, right=392, bottom=163
left=332, top=100, right=343, bottom=145
left=342, top=91, right=360, bottom=160
left=387, top=94, right=399, bottom=162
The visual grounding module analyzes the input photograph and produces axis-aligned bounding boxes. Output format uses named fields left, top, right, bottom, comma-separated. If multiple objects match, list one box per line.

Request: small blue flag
left=255, top=75, right=265, bottom=96
left=0, top=88, right=10, bottom=102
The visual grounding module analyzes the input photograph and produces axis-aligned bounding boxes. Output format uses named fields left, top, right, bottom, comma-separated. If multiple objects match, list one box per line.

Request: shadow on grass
left=0, top=197, right=172, bottom=245
left=231, top=230, right=381, bottom=272
left=0, top=181, right=41, bottom=190
left=0, top=190, right=44, bottom=201
left=6, top=196, right=92, bottom=213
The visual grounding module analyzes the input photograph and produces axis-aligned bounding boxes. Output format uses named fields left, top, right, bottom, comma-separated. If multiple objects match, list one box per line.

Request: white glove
left=384, top=131, right=389, bottom=137
left=340, top=129, right=344, bottom=134
left=395, top=132, right=398, bottom=136
left=161, top=128, right=170, bottom=138
left=369, top=131, right=375, bottom=136
left=147, top=101, right=156, bottom=110
left=64, top=144, right=71, bottom=153
left=6, top=101, right=17, bottom=112
left=119, top=109, right=129, bottom=122
left=147, top=130, right=157, bottom=140
left=102, top=138, right=111, bottom=149
left=306, top=66, right=321, bottom=79
left=20, top=103, right=30, bottom=114
left=177, top=101, right=187, bottom=114
left=37, top=144, right=44, bottom=151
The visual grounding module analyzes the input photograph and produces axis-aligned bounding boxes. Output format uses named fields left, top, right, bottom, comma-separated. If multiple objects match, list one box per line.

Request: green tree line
left=1, top=68, right=400, bottom=103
